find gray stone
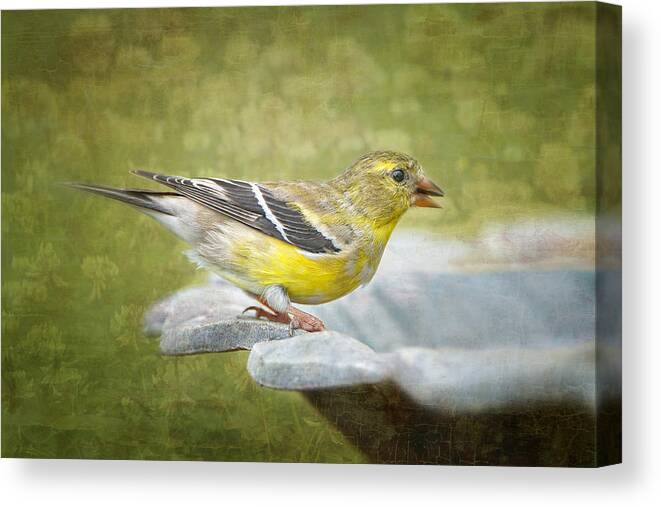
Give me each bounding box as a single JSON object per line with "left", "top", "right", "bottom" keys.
{"left": 144, "top": 268, "right": 612, "bottom": 408}
{"left": 146, "top": 279, "right": 307, "bottom": 355}
{"left": 247, "top": 332, "right": 389, "bottom": 389}
{"left": 144, "top": 230, "right": 619, "bottom": 409}
{"left": 160, "top": 317, "right": 303, "bottom": 355}
{"left": 144, "top": 283, "right": 254, "bottom": 337}
{"left": 386, "top": 343, "right": 595, "bottom": 411}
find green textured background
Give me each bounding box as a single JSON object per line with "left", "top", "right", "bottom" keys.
{"left": 3, "top": 3, "right": 604, "bottom": 462}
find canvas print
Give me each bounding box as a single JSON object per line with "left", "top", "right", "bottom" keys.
{"left": 1, "top": 2, "right": 621, "bottom": 466}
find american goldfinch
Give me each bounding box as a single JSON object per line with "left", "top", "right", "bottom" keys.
{"left": 69, "top": 151, "right": 444, "bottom": 332}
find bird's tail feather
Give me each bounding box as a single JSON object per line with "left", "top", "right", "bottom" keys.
{"left": 64, "top": 182, "right": 177, "bottom": 216}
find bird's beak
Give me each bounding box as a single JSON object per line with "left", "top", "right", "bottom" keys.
{"left": 412, "top": 176, "right": 444, "bottom": 208}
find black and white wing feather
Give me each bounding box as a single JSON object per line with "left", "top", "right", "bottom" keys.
{"left": 132, "top": 170, "right": 340, "bottom": 254}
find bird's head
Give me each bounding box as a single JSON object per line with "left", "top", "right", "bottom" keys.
{"left": 335, "top": 151, "right": 444, "bottom": 225}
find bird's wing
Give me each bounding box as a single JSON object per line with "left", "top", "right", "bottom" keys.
{"left": 132, "top": 170, "right": 341, "bottom": 254}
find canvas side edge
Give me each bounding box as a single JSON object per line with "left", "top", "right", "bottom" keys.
{"left": 595, "top": 0, "right": 622, "bottom": 468}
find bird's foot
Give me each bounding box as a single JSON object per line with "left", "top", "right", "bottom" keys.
{"left": 242, "top": 305, "right": 325, "bottom": 334}
{"left": 287, "top": 306, "right": 326, "bottom": 333}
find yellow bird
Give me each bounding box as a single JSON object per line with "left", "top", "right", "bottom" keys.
{"left": 69, "top": 151, "right": 444, "bottom": 332}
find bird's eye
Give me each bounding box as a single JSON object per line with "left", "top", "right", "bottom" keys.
{"left": 391, "top": 168, "right": 406, "bottom": 183}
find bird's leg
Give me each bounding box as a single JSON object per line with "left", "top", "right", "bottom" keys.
{"left": 242, "top": 296, "right": 326, "bottom": 333}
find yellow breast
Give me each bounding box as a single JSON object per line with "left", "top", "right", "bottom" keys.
{"left": 222, "top": 220, "right": 397, "bottom": 305}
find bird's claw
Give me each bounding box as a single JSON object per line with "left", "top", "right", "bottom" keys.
{"left": 242, "top": 305, "right": 277, "bottom": 321}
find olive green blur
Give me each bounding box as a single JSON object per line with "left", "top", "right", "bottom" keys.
{"left": 2, "top": 3, "right": 612, "bottom": 461}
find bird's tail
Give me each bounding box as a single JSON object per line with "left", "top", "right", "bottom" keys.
{"left": 64, "top": 182, "right": 177, "bottom": 216}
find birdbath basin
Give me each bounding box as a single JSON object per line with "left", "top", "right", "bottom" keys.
{"left": 144, "top": 225, "right": 621, "bottom": 466}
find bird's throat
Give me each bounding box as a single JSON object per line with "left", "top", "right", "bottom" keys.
{"left": 373, "top": 220, "right": 398, "bottom": 247}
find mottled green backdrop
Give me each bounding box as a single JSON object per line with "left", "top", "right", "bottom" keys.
{"left": 3, "top": 3, "right": 602, "bottom": 461}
